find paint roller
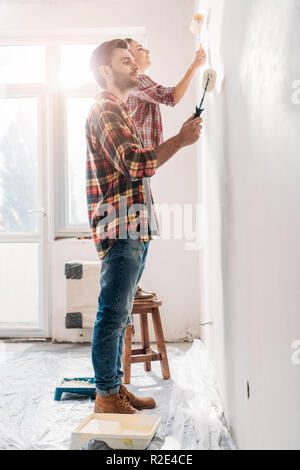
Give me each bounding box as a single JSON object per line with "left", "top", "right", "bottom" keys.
{"left": 190, "top": 13, "right": 204, "bottom": 49}
{"left": 193, "top": 68, "right": 217, "bottom": 119}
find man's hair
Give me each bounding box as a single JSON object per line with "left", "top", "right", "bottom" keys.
{"left": 89, "top": 39, "right": 128, "bottom": 89}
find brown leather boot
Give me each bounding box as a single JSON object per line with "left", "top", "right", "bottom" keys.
{"left": 120, "top": 384, "right": 156, "bottom": 410}
{"left": 94, "top": 391, "right": 141, "bottom": 414}
{"left": 134, "top": 286, "right": 157, "bottom": 302}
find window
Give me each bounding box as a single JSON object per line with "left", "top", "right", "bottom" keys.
{"left": 0, "top": 45, "right": 45, "bottom": 83}
{"left": 0, "top": 97, "right": 39, "bottom": 233}
{"left": 54, "top": 34, "right": 146, "bottom": 236}
{"left": 60, "top": 44, "right": 96, "bottom": 87}
{"left": 54, "top": 43, "right": 99, "bottom": 235}
{"left": 66, "top": 97, "right": 95, "bottom": 225}
{"left": 0, "top": 30, "right": 147, "bottom": 238}
{"left": 59, "top": 44, "right": 98, "bottom": 228}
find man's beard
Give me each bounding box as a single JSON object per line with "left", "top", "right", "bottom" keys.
{"left": 111, "top": 69, "right": 138, "bottom": 91}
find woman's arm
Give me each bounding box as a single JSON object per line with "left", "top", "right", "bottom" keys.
{"left": 174, "top": 49, "right": 206, "bottom": 104}
{"left": 125, "top": 48, "right": 206, "bottom": 108}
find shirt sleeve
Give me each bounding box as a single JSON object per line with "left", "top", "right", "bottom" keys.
{"left": 95, "top": 108, "right": 157, "bottom": 181}
{"left": 129, "top": 74, "right": 176, "bottom": 107}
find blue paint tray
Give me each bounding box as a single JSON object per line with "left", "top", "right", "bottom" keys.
{"left": 54, "top": 377, "right": 95, "bottom": 401}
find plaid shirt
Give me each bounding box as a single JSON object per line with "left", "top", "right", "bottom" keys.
{"left": 125, "top": 74, "right": 176, "bottom": 148}
{"left": 86, "top": 91, "right": 159, "bottom": 260}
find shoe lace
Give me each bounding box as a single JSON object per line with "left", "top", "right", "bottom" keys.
{"left": 120, "top": 385, "right": 134, "bottom": 400}
{"left": 119, "top": 388, "right": 133, "bottom": 410}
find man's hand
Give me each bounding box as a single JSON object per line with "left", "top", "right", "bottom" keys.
{"left": 177, "top": 114, "right": 202, "bottom": 146}
{"left": 192, "top": 48, "right": 206, "bottom": 68}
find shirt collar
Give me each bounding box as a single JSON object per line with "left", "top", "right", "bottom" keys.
{"left": 98, "top": 91, "right": 126, "bottom": 108}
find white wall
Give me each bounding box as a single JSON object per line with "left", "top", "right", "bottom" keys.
{"left": 197, "top": 0, "right": 300, "bottom": 450}
{"left": 0, "top": 0, "right": 202, "bottom": 342}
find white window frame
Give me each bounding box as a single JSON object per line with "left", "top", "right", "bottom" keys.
{"left": 0, "top": 27, "right": 147, "bottom": 239}
{"left": 0, "top": 28, "right": 147, "bottom": 337}
{"left": 53, "top": 81, "right": 99, "bottom": 237}
{"left": 51, "top": 29, "right": 147, "bottom": 237}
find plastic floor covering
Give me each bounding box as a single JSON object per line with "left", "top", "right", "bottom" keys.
{"left": 0, "top": 339, "right": 234, "bottom": 450}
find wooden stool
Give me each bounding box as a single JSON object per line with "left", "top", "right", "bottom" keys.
{"left": 122, "top": 298, "right": 170, "bottom": 384}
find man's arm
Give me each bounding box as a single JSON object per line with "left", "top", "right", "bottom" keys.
{"left": 174, "top": 49, "right": 206, "bottom": 104}
{"left": 95, "top": 106, "right": 157, "bottom": 181}
{"left": 93, "top": 104, "right": 202, "bottom": 178}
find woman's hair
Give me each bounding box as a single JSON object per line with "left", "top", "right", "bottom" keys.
{"left": 124, "top": 38, "right": 134, "bottom": 47}
{"left": 89, "top": 38, "right": 128, "bottom": 88}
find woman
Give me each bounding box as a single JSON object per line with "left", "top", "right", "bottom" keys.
{"left": 125, "top": 38, "right": 206, "bottom": 148}
{"left": 124, "top": 38, "right": 206, "bottom": 301}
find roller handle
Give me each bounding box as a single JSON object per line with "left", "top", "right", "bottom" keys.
{"left": 193, "top": 106, "right": 204, "bottom": 120}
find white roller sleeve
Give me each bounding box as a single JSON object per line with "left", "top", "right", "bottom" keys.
{"left": 203, "top": 69, "right": 217, "bottom": 92}
{"left": 190, "top": 14, "right": 204, "bottom": 34}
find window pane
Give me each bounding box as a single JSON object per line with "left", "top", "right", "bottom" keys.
{"left": 0, "top": 243, "right": 39, "bottom": 324}
{"left": 0, "top": 46, "right": 45, "bottom": 83}
{"left": 60, "top": 45, "right": 98, "bottom": 87}
{"left": 0, "top": 98, "right": 39, "bottom": 233}
{"left": 67, "top": 97, "right": 94, "bottom": 225}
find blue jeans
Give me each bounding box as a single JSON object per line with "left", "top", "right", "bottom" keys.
{"left": 92, "top": 238, "right": 150, "bottom": 396}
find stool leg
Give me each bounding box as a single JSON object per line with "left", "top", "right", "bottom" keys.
{"left": 140, "top": 313, "right": 151, "bottom": 371}
{"left": 122, "top": 324, "right": 132, "bottom": 384}
{"left": 152, "top": 307, "right": 170, "bottom": 379}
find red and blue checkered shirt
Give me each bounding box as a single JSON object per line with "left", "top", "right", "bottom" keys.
{"left": 125, "top": 74, "right": 176, "bottom": 148}
{"left": 86, "top": 91, "right": 159, "bottom": 260}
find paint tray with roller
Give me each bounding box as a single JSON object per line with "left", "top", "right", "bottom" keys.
{"left": 54, "top": 377, "right": 95, "bottom": 401}
{"left": 193, "top": 68, "right": 217, "bottom": 119}
{"left": 70, "top": 413, "right": 162, "bottom": 450}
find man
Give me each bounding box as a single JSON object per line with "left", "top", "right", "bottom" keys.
{"left": 86, "top": 39, "right": 202, "bottom": 414}
{"left": 96, "top": 40, "right": 205, "bottom": 301}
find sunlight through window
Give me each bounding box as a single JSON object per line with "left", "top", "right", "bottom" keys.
{"left": 0, "top": 45, "right": 45, "bottom": 83}
{"left": 60, "top": 44, "right": 97, "bottom": 87}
